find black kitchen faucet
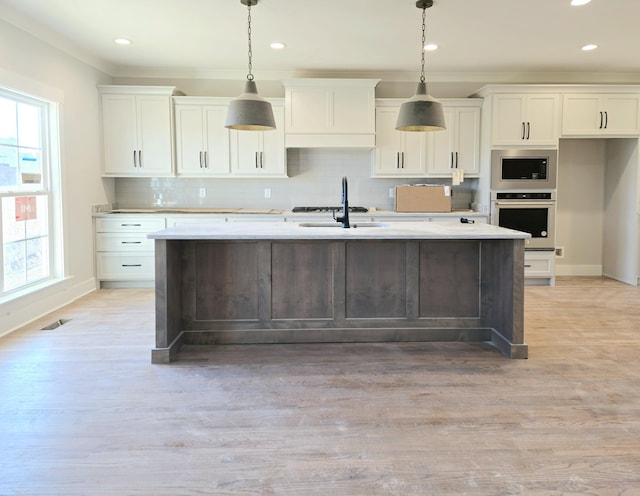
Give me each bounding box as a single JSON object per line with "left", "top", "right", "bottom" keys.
{"left": 334, "top": 176, "right": 350, "bottom": 228}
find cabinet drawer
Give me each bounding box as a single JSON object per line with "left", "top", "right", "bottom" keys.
{"left": 96, "top": 217, "right": 165, "bottom": 232}
{"left": 97, "top": 254, "right": 155, "bottom": 280}
{"left": 524, "top": 252, "right": 554, "bottom": 277}
{"left": 96, "top": 233, "right": 154, "bottom": 252}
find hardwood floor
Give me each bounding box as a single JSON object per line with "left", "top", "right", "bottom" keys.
{"left": 1, "top": 277, "right": 639, "bottom": 495}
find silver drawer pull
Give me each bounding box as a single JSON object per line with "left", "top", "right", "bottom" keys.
{"left": 120, "top": 223, "right": 142, "bottom": 227}
{"left": 121, "top": 241, "right": 142, "bottom": 244}
{"left": 524, "top": 264, "right": 532, "bottom": 268}
{"left": 122, "top": 264, "right": 143, "bottom": 267}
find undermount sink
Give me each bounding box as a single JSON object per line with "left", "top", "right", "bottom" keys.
{"left": 298, "top": 222, "right": 389, "bottom": 228}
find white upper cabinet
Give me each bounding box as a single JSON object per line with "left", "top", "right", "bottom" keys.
{"left": 374, "top": 103, "right": 428, "bottom": 177}
{"left": 283, "top": 79, "right": 379, "bottom": 148}
{"left": 230, "top": 102, "right": 287, "bottom": 177}
{"left": 491, "top": 93, "right": 560, "bottom": 147}
{"left": 174, "top": 97, "right": 230, "bottom": 176}
{"left": 427, "top": 100, "right": 481, "bottom": 177}
{"left": 99, "top": 86, "right": 178, "bottom": 176}
{"left": 562, "top": 94, "right": 640, "bottom": 136}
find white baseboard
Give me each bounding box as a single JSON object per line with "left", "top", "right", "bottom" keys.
{"left": 0, "top": 277, "right": 97, "bottom": 338}
{"left": 555, "top": 265, "right": 603, "bottom": 277}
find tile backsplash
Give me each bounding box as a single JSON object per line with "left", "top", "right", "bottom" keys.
{"left": 114, "top": 149, "right": 476, "bottom": 211}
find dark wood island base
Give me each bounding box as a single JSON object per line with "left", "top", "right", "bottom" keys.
{"left": 151, "top": 236, "right": 527, "bottom": 363}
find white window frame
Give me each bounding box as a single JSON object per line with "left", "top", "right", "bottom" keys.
{"left": 0, "top": 79, "right": 63, "bottom": 301}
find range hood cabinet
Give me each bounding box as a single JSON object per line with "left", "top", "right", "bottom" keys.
{"left": 283, "top": 78, "right": 380, "bottom": 148}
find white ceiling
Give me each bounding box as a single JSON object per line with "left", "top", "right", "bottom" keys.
{"left": 2, "top": 0, "right": 640, "bottom": 83}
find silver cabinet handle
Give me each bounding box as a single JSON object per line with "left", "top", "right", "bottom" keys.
{"left": 120, "top": 223, "right": 142, "bottom": 227}
{"left": 204, "top": 151, "right": 208, "bottom": 168}
{"left": 599, "top": 111, "right": 604, "bottom": 129}
{"left": 450, "top": 152, "right": 454, "bottom": 169}
{"left": 255, "top": 152, "right": 259, "bottom": 169}
{"left": 526, "top": 122, "right": 531, "bottom": 140}
{"left": 521, "top": 122, "right": 526, "bottom": 140}
{"left": 604, "top": 111, "right": 608, "bottom": 129}
{"left": 455, "top": 151, "right": 459, "bottom": 168}
{"left": 122, "top": 264, "right": 142, "bottom": 267}
{"left": 138, "top": 150, "right": 142, "bottom": 168}
{"left": 121, "top": 241, "right": 142, "bottom": 244}
{"left": 199, "top": 151, "right": 203, "bottom": 168}
{"left": 133, "top": 150, "right": 137, "bottom": 167}
{"left": 396, "top": 152, "right": 400, "bottom": 169}
{"left": 260, "top": 151, "right": 264, "bottom": 168}
{"left": 401, "top": 152, "right": 405, "bottom": 169}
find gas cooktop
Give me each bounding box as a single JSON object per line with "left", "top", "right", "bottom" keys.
{"left": 292, "top": 206, "right": 368, "bottom": 213}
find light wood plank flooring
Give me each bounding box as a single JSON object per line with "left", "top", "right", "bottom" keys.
{"left": 1, "top": 277, "right": 639, "bottom": 495}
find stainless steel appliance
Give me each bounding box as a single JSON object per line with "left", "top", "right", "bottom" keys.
{"left": 491, "top": 191, "right": 556, "bottom": 250}
{"left": 491, "top": 149, "right": 558, "bottom": 190}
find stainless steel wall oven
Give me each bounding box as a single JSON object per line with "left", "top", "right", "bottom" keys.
{"left": 491, "top": 192, "right": 556, "bottom": 250}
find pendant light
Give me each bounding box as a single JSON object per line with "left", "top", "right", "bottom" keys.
{"left": 396, "top": 0, "right": 446, "bottom": 132}
{"left": 225, "top": 0, "right": 276, "bottom": 131}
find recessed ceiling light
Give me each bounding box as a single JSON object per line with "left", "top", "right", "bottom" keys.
{"left": 581, "top": 44, "right": 598, "bottom": 51}
{"left": 571, "top": 0, "right": 591, "bottom": 5}
{"left": 113, "top": 38, "right": 132, "bottom": 45}
{"left": 270, "top": 42, "right": 286, "bottom": 50}
{"left": 424, "top": 44, "right": 438, "bottom": 51}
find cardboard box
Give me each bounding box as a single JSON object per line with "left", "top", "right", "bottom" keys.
{"left": 394, "top": 185, "right": 452, "bottom": 213}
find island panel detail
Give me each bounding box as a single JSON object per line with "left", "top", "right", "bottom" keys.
{"left": 151, "top": 225, "right": 527, "bottom": 363}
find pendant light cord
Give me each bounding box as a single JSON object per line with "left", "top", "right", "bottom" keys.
{"left": 420, "top": 6, "right": 426, "bottom": 83}
{"left": 247, "top": 3, "right": 254, "bottom": 81}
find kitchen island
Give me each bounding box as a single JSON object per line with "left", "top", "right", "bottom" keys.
{"left": 149, "top": 221, "right": 529, "bottom": 363}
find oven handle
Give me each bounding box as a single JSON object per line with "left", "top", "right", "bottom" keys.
{"left": 494, "top": 201, "right": 555, "bottom": 207}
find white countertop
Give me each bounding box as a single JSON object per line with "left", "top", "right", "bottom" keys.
{"left": 148, "top": 221, "right": 529, "bottom": 240}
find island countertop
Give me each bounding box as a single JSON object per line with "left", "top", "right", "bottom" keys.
{"left": 148, "top": 220, "right": 530, "bottom": 241}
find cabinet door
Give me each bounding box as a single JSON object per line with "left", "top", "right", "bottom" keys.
{"left": 601, "top": 95, "right": 640, "bottom": 135}
{"left": 428, "top": 107, "right": 480, "bottom": 176}
{"left": 492, "top": 94, "right": 559, "bottom": 146}
{"left": 175, "top": 105, "right": 205, "bottom": 174}
{"left": 102, "top": 94, "right": 137, "bottom": 174}
{"left": 136, "top": 95, "right": 174, "bottom": 175}
{"left": 230, "top": 106, "right": 286, "bottom": 176}
{"left": 203, "top": 106, "right": 231, "bottom": 174}
{"left": 259, "top": 106, "right": 286, "bottom": 176}
{"left": 455, "top": 107, "right": 481, "bottom": 174}
{"left": 563, "top": 94, "right": 640, "bottom": 136}
{"left": 429, "top": 108, "right": 455, "bottom": 176}
{"left": 562, "top": 95, "right": 603, "bottom": 135}
{"left": 525, "top": 95, "right": 560, "bottom": 145}
{"left": 491, "top": 95, "right": 526, "bottom": 145}
{"left": 374, "top": 106, "right": 426, "bottom": 176}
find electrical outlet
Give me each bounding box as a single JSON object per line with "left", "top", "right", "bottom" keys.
{"left": 555, "top": 247, "right": 564, "bottom": 258}
{"left": 264, "top": 188, "right": 271, "bottom": 199}
{"left": 389, "top": 187, "right": 395, "bottom": 198}
{"left": 199, "top": 188, "right": 206, "bottom": 198}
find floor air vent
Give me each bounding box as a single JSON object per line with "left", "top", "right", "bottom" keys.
{"left": 41, "top": 319, "right": 70, "bottom": 330}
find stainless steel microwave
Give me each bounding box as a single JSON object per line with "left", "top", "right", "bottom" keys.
{"left": 491, "top": 149, "right": 557, "bottom": 190}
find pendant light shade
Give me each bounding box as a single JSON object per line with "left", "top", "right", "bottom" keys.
{"left": 396, "top": 0, "right": 446, "bottom": 132}
{"left": 225, "top": 80, "right": 276, "bottom": 131}
{"left": 225, "top": 0, "right": 276, "bottom": 131}
{"left": 396, "top": 81, "right": 446, "bottom": 131}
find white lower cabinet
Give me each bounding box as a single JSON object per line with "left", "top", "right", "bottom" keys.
{"left": 95, "top": 216, "right": 166, "bottom": 284}
{"left": 524, "top": 251, "right": 555, "bottom": 284}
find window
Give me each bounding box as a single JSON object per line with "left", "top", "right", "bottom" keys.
{"left": 0, "top": 88, "right": 61, "bottom": 296}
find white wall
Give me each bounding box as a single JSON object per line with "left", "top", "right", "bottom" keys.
{"left": 556, "top": 139, "right": 606, "bottom": 275}
{"left": 556, "top": 138, "right": 640, "bottom": 284}
{"left": 602, "top": 139, "right": 639, "bottom": 284}
{"left": 0, "top": 18, "right": 113, "bottom": 336}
